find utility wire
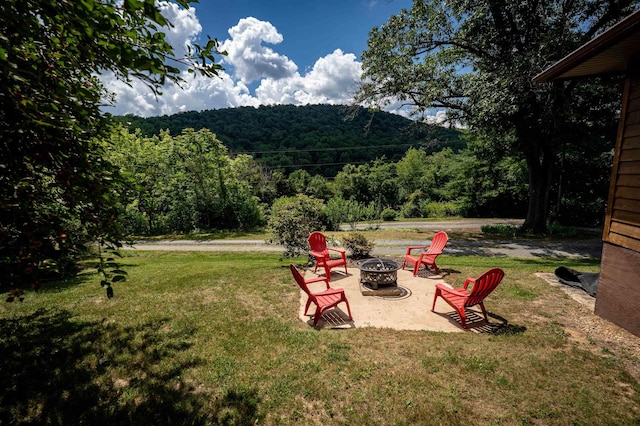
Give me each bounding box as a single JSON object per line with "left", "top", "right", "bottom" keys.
{"left": 230, "top": 142, "right": 419, "bottom": 155}
{"left": 276, "top": 161, "right": 373, "bottom": 168}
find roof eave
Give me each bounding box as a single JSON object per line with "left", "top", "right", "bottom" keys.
{"left": 533, "top": 9, "right": 640, "bottom": 83}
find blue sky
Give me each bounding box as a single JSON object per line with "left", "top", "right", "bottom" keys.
{"left": 198, "top": 0, "right": 412, "bottom": 72}
{"left": 101, "top": 0, "right": 414, "bottom": 117}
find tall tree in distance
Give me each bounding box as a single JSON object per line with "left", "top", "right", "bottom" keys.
{"left": 356, "top": 0, "right": 636, "bottom": 233}
{"left": 0, "top": 0, "right": 224, "bottom": 296}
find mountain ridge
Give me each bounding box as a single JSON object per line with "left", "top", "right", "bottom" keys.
{"left": 115, "top": 104, "right": 464, "bottom": 177}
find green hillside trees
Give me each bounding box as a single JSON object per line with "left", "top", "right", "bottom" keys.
{"left": 357, "top": 0, "right": 630, "bottom": 233}
{"left": 0, "top": 0, "right": 223, "bottom": 292}
{"left": 108, "top": 127, "right": 264, "bottom": 234}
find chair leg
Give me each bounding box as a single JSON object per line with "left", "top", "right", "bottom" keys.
{"left": 479, "top": 303, "right": 488, "bottom": 322}
{"left": 324, "top": 265, "right": 331, "bottom": 280}
{"left": 431, "top": 289, "right": 440, "bottom": 312}
{"left": 313, "top": 306, "right": 325, "bottom": 325}
{"left": 304, "top": 298, "right": 313, "bottom": 316}
{"left": 343, "top": 297, "right": 353, "bottom": 321}
{"left": 458, "top": 308, "right": 467, "bottom": 329}
{"left": 413, "top": 262, "right": 420, "bottom": 276}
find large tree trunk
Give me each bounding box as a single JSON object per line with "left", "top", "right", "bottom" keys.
{"left": 522, "top": 143, "right": 555, "bottom": 234}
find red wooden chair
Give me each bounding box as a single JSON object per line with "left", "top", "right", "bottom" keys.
{"left": 402, "top": 231, "right": 448, "bottom": 276}
{"left": 431, "top": 268, "right": 505, "bottom": 329}
{"left": 289, "top": 264, "right": 353, "bottom": 326}
{"left": 308, "top": 231, "right": 348, "bottom": 280}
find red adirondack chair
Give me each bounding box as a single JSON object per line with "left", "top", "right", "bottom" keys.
{"left": 289, "top": 264, "right": 353, "bottom": 326}
{"left": 402, "top": 231, "right": 448, "bottom": 276}
{"left": 308, "top": 231, "right": 348, "bottom": 280}
{"left": 431, "top": 268, "right": 505, "bottom": 329}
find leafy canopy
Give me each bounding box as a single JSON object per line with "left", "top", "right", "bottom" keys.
{"left": 0, "top": 0, "right": 224, "bottom": 295}
{"left": 356, "top": 0, "right": 635, "bottom": 232}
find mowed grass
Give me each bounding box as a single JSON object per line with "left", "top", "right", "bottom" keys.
{"left": 1, "top": 250, "right": 638, "bottom": 425}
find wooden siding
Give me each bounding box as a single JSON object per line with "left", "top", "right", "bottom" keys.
{"left": 595, "top": 243, "right": 640, "bottom": 337}
{"left": 603, "top": 76, "right": 640, "bottom": 252}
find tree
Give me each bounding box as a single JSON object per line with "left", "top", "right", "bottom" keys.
{"left": 107, "top": 127, "right": 174, "bottom": 234}
{"left": 107, "top": 127, "right": 264, "bottom": 234}
{"left": 356, "top": 0, "right": 633, "bottom": 233}
{"left": 268, "top": 195, "right": 329, "bottom": 258}
{"left": 0, "top": 0, "right": 224, "bottom": 295}
{"left": 171, "top": 129, "right": 263, "bottom": 231}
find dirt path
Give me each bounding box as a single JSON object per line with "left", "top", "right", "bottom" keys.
{"left": 126, "top": 219, "right": 602, "bottom": 259}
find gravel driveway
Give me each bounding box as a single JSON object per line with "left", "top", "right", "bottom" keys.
{"left": 126, "top": 219, "right": 603, "bottom": 259}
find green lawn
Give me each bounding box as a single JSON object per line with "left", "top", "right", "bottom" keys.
{"left": 1, "top": 250, "right": 638, "bottom": 425}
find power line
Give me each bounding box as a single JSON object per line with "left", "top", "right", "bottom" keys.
{"left": 230, "top": 142, "right": 419, "bottom": 156}
{"left": 276, "top": 161, "right": 373, "bottom": 169}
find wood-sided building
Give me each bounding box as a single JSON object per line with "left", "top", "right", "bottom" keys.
{"left": 534, "top": 10, "right": 640, "bottom": 337}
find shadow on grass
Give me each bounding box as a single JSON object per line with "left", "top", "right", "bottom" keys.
{"left": 438, "top": 309, "right": 528, "bottom": 335}
{"left": 447, "top": 238, "right": 603, "bottom": 259}
{"left": 0, "top": 309, "right": 263, "bottom": 425}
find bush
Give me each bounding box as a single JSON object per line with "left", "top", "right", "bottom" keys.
{"left": 325, "top": 198, "right": 377, "bottom": 229}
{"left": 381, "top": 208, "right": 398, "bottom": 221}
{"left": 481, "top": 224, "right": 519, "bottom": 237}
{"left": 547, "top": 223, "right": 578, "bottom": 237}
{"left": 341, "top": 232, "right": 374, "bottom": 259}
{"left": 423, "top": 201, "right": 462, "bottom": 218}
{"left": 401, "top": 190, "right": 426, "bottom": 218}
{"left": 268, "top": 195, "right": 327, "bottom": 258}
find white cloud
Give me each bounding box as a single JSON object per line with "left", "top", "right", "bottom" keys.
{"left": 101, "top": 14, "right": 362, "bottom": 117}
{"left": 296, "top": 49, "right": 362, "bottom": 103}
{"left": 255, "top": 49, "right": 362, "bottom": 105}
{"left": 425, "top": 110, "right": 449, "bottom": 125}
{"left": 158, "top": 2, "right": 202, "bottom": 63}
{"left": 220, "top": 17, "right": 298, "bottom": 83}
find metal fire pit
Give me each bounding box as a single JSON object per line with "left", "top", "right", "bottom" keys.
{"left": 358, "top": 258, "right": 400, "bottom": 290}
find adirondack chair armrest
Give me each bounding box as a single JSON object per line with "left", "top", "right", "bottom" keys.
{"left": 316, "top": 287, "right": 345, "bottom": 296}
{"left": 421, "top": 248, "right": 443, "bottom": 257}
{"left": 463, "top": 277, "right": 477, "bottom": 290}
{"left": 327, "top": 247, "right": 346, "bottom": 256}
{"left": 435, "top": 283, "right": 469, "bottom": 298}
{"left": 310, "top": 250, "right": 327, "bottom": 259}
{"left": 305, "top": 276, "right": 329, "bottom": 284}
{"left": 406, "top": 245, "right": 428, "bottom": 255}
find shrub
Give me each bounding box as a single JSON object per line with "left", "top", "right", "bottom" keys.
{"left": 401, "top": 190, "right": 426, "bottom": 218}
{"left": 423, "top": 201, "right": 462, "bottom": 218}
{"left": 268, "top": 195, "right": 327, "bottom": 258}
{"left": 481, "top": 224, "right": 519, "bottom": 237}
{"left": 547, "top": 223, "right": 578, "bottom": 237}
{"left": 341, "top": 232, "right": 374, "bottom": 259}
{"left": 325, "top": 198, "right": 377, "bottom": 229}
{"left": 381, "top": 208, "right": 398, "bottom": 221}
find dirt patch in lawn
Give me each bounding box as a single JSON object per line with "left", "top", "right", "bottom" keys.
{"left": 536, "top": 272, "right": 640, "bottom": 381}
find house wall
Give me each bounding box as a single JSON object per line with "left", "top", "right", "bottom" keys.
{"left": 598, "top": 71, "right": 640, "bottom": 337}
{"left": 595, "top": 243, "right": 640, "bottom": 336}
{"left": 603, "top": 75, "right": 640, "bottom": 251}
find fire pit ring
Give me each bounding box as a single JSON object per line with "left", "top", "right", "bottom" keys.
{"left": 358, "top": 258, "right": 401, "bottom": 290}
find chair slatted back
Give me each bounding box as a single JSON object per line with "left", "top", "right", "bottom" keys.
{"left": 427, "top": 231, "right": 448, "bottom": 254}
{"left": 290, "top": 264, "right": 311, "bottom": 296}
{"left": 466, "top": 268, "right": 505, "bottom": 307}
{"left": 308, "top": 231, "right": 328, "bottom": 255}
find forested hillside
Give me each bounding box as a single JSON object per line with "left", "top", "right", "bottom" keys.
{"left": 115, "top": 104, "right": 464, "bottom": 176}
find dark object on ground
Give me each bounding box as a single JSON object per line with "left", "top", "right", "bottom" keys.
{"left": 554, "top": 266, "right": 599, "bottom": 297}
